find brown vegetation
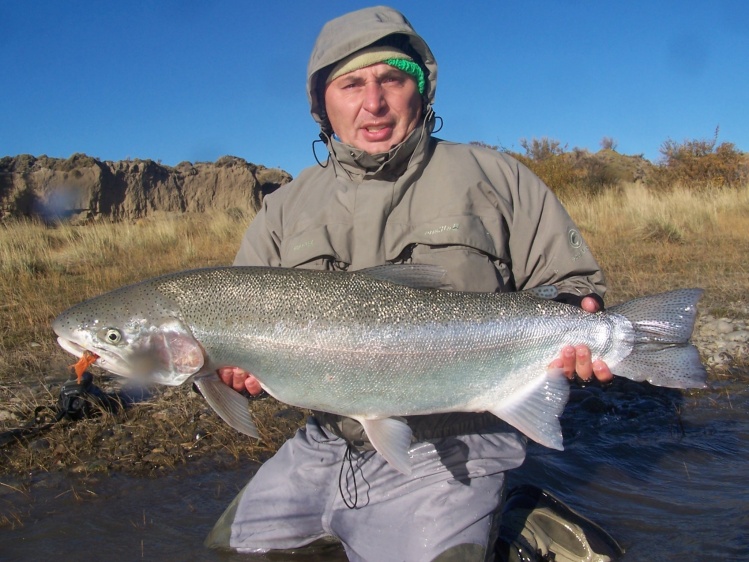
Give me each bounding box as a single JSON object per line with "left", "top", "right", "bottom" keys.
{"left": 650, "top": 128, "right": 748, "bottom": 190}
{"left": 472, "top": 131, "right": 748, "bottom": 200}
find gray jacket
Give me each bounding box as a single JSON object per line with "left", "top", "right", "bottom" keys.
{"left": 234, "top": 6, "right": 606, "bottom": 444}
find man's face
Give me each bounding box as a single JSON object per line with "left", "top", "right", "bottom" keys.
{"left": 324, "top": 63, "right": 423, "bottom": 154}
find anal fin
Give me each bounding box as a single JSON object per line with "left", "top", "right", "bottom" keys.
{"left": 193, "top": 374, "right": 259, "bottom": 439}
{"left": 489, "top": 369, "right": 569, "bottom": 450}
{"left": 359, "top": 417, "right": 414, "bottom": 475}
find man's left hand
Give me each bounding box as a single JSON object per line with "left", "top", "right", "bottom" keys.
{"left": 548, "top": 296, "right": 614, "bottom": 383}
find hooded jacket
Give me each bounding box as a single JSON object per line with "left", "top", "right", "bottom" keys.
{"left": 234, "top": 6, "right": 606, "bottom": 444}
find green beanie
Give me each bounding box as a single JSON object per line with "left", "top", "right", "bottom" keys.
{"left": 326, "top": 45, "right": 426, "bottom": 95}
{"left": 385, "top": 58, "right": 425, "bottom": 95}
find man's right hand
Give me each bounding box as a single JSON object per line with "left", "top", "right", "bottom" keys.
{"left": 217, "top": 366, "right": 263, "bottom": 395}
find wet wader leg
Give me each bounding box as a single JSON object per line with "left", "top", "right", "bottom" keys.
{"left": 204, "top": 479, "right": 248, "bottom": 550}
{"left": 330, "top": 431, "right": 525, "bottom": 562}
{"left": 205, "top": 476, "right": 345, "bottom": 558}
{"left": 431, "top": 543, "right": 491, "bottom": 562}
{"left": 205, "top": 418, "right": 349, "bottom": 554}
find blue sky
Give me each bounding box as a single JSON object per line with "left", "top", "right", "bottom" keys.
{"left": 1, "top": 1, "right": 747, "bottom": 177}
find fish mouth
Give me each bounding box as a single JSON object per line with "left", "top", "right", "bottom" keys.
{"left": 55, "top": 336, "right": 194, "bottom": 387}
{"left": 56, "top": 336, "right": 134, "bottom": 379}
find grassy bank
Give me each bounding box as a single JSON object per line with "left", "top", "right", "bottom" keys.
{"left": 1, "top": 184, "right": 748, "bottom": 482}
{"left": 563, "top": 182, "right": 749, "bottom": 310}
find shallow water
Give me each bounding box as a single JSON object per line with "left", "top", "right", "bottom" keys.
{"left": 509, "top": 371, "right": 749, "bottom": 561}
{"left": 1, "top": 370, "right": 747, "bottom": 562}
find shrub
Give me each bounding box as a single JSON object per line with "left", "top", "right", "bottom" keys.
{"left": 471, "top": 138, "right": 622, "bottom": 199}
{"left": 650, "top": 128, "right": 748, "bottom": 190}
{"left": 600, "top": 137, "right": 618, "bottom": 151}
{"left": 519, "top": 137, "right": 566, "bottom": 161}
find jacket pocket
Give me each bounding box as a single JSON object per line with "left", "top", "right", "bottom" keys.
{"left": 386, "top": 215, "right": 511, "bottom": 292}
{"left": 280, "top": 224, "right": 352, "bottom": 270}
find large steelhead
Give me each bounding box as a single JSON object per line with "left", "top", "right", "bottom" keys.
{"left": 53, "top": 265, "right": 707, "bottom": 474}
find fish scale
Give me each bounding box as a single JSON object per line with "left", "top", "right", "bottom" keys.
{"left": 53, "top": 264, "right": 707, "bottom": 474}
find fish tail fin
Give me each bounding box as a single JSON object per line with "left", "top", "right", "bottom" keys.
{"left": 490, "top": 369, "right": 569, "bottom": 450}
{"left": 610, "top": 289, "right": 707, "bottom": 389}
{"left": 193, "top": 374, "right": 260, "bottom": 438}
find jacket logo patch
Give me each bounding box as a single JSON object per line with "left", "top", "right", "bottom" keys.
{"left": 568, "top": 228, "right": 583, "bottom": 248}
{"left": 568, "top": 228, "right": 589, "bottom": 261}
{"left": 424, "top": 223, "right": 460, "bottom": 236}
{"left": 291, "top": 240, "right": 314, "bottom": 253}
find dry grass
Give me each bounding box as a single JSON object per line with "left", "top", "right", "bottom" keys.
{"left": 563, "top": 182, "right": 749, "bottom": 309}
{"left": 0, "top": 210, "right": 250, "bottom": 378}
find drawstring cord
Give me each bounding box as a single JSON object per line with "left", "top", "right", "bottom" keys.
{"left": 312, "top": 132, "right": 331, "bottom": 168}
{"left": 338, "top": 443, "right": 359, "bottom": 509}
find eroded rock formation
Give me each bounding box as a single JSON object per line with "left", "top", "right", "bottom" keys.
{"left": 0, "top": 154, "right": 291, "bottom": 221}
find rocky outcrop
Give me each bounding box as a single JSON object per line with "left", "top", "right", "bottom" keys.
{"left": 694, "top": 307, "right": 749, "bottom": 368}
{"left": 0, "top": 154, "right": 291, "bottom": 221}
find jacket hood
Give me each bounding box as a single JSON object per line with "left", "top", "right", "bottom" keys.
{"left": 307, "top": 6, "right": 438, "bottom": 133}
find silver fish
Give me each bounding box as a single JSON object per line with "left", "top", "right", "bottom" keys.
{"left": 52, "top": 265, "right": 707, "bottom": 474}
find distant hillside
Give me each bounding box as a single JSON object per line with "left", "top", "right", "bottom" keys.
{"left": 0, "top": 154, "right": 291, "bottom": 221}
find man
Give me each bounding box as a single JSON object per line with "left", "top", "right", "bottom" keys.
{"left": 210, "top": 6, "right": 611, "bottom": 561}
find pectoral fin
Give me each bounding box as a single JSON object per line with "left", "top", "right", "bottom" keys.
{"left": 359, "top": 417, "right": 414, "bottom": 475}
{"left": 193, "top": 374, "right": 259, "bottom": 438}
{"left": 489, "top": 369, "right": 569, "bottom": 450}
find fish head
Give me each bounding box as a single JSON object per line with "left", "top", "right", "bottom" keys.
{"left": 52, "top": 281, "right": 205, "bottom": 386}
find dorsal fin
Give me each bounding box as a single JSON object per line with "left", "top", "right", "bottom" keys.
{"left": 359, "top": 264, "right": 449, "bottom": 289}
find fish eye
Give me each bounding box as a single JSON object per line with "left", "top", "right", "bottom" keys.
{"left": 104, "top": 328, "right": 122, "bottom": 344}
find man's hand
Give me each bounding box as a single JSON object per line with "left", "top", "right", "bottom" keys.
{"left": 217, "top": 366, "right": 264, "bottom": 395}
{"left": 548, "top": 295, "right": 614, "bottom": 383}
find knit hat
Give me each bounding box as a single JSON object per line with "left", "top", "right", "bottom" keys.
{"left": 325, "top": 45, "right": 426, "bottom": 95}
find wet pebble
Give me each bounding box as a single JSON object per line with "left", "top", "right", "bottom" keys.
{"left": 142, "top": 452, "right": 170, "bottom": 465}
{"left": 274, "top": 408, "right": 305, "bottom": 422}
{"left": 694, "top": 311, "right": 749, "bottom": 367}
{"left": 728, "top": 330, "right": 749, "bottom": 342}
{"left": 0, "top": 409, "right": 17, "bottom": 422}
{"left": 29, "top": 438, "right": 50, "bottom": 451}
{"left": 712, "top": 351, "right": 734, "bottom": 365}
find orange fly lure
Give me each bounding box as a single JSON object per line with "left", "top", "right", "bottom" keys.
{"left": 71, "top": 350, "right": 99, "bottom": 383}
